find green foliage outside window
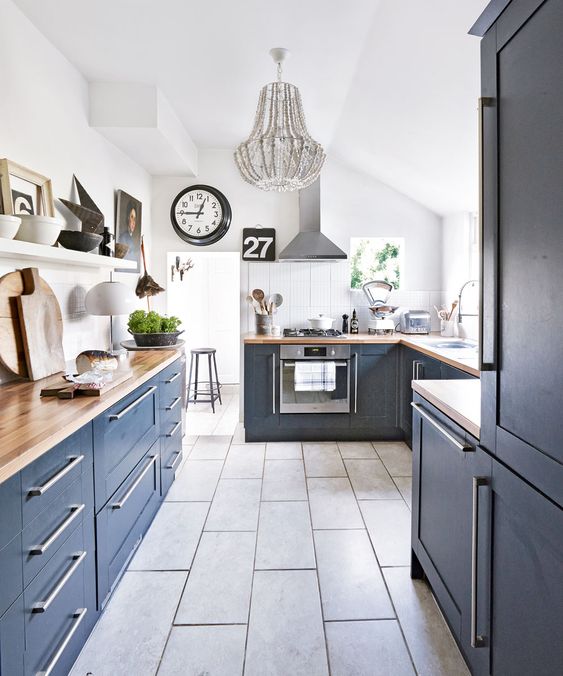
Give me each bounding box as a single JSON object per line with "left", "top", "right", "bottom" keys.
{"left": 350, "top": 238, "right": 403, "bottom": 290}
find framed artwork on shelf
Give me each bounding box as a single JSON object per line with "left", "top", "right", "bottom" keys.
{"left": 0, "top": 159, "right": 55, "bottom": 217}
{"left": 115, "top": 189, "right": 142, "bottom": 273}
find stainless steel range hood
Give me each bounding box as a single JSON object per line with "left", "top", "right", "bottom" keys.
{"left": 278, "top": 180, "right": 347, "bottom": 261}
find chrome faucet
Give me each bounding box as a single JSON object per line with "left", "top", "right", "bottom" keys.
{"left": 458, "top": 279, "right": 479, "bottom": 323}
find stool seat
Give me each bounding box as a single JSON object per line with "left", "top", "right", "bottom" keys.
{"left": 186, "top": 347, "right": 222, "bottom": 413}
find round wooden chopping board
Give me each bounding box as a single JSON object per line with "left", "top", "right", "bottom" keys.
{"left": 0, "top": 270, "right": 62, "bottom": 378}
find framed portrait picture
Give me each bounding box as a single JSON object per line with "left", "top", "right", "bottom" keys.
{"left": 0, "top": 159, "right": 55, "bottom": 216}
{"left": 115, "top": 190, "right": 142, "bottom": 273}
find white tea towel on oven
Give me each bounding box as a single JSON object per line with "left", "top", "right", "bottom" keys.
{"left": 294, "top": 361, "right": 336, "bottom": 392}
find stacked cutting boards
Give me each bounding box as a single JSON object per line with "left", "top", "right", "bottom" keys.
{"left": 0, "top": 267, "right": 66, "bottom": 381}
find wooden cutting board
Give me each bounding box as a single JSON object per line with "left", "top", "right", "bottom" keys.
{"left": 0, "top": 270, "right": 58, "bottom": 378}
{"left": 40, "top": 369, "right": 133, "bottom": 399}
{"left": 16, "top": 268, "right": 65, "bottom": 381}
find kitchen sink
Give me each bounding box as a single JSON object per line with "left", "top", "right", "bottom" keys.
{"left": 426, "top": 340, "right": 477, "bottom": 350}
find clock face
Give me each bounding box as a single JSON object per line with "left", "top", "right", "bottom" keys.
{"left": 170, "top": 184, "right": 232, "bottom": 246}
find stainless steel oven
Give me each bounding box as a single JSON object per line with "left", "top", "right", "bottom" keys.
{"left": 279, "top": 344, "right": 351, "bottom": 414}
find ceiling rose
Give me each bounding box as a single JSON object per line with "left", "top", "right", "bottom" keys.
{"left": 234, "top": 48, "right": 326, "bottom": 192}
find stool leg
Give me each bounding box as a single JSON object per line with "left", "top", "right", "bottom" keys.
{"left": 213, "top": 353, "right": 222, "bottom": 405}
{"left": 194, "top": 354, "right": 199, "bottom": 401}
{"left": 186, "top": 352, "right": 194, "bottom": 409}
{"left": 208, "top": 353, "right": 215, "bottom": 413}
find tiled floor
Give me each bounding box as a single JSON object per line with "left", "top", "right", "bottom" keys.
{"left": 70, "top": 437, "right": 470, "bottom": 676}
{"left": 185, "top": 383, "right": 240, "bottom": 436}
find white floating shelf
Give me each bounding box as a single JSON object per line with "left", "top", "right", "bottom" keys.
{"left": 0, "top": 238, "right": 137, "bottom": 270}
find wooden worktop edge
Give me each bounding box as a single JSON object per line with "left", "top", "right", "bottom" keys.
{"left": 412, "top": 380, "right": 481, "bottom": 439}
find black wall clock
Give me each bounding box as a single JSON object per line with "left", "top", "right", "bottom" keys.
{"left": 170, "top": 184, "right": 232, "bottom": 246}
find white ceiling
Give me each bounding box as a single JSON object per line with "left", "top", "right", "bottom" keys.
{"left": 13, "top": 0, "right": 487, "bottom": 214}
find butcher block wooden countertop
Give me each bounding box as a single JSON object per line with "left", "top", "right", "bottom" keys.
{"left": 243, "top": 332, "right": 480, "bottom": 377}
{"left": 412, "top": 379, "right": 481, "bottom": 438}
{"left": 0, "top": 349, "right": 182, "bottom": 484}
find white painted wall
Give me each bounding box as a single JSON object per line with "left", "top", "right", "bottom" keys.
{"left": 0, "top": 0, "right": 151, "bottom": 383}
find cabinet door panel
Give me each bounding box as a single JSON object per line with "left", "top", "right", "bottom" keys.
{"left": 244, "top": 345, "right": 279, "bottom": 439}
{"left": 490, "top": 457, "right": 563, "bottom": 676}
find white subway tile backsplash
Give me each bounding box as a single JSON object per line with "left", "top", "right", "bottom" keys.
{"left": 310, "top": 283, "right": 330, "bottom": 307}
{"left": 310, "top": 264, "right": 331, "bottom": 285}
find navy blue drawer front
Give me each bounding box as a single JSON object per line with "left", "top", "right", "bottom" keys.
{"left": 94, "top": 378, "right": 159, "bottom": 511}
{"left": 0, "top": 474, "right": 23, "bottom": 618}
{"left": 161, "top": 390, "right": 183, "bottom": 427}
{"left": 96, "top": 444, "right": 161, "bottom": 608}
{"left": 0, "top": 595, "right": 25, "bottom": 676}
{"left": 161, "top": 448, "right": 182, "bottom": 497}
{"left": 160, "top": 358, "right": 184, "bottom": 401}
{"left": 21, "top": 425, "right": 93, "bottom": 527}
{"left": 22, "top": 476, "right": 88, "bottom": 587}
{"left": 24, "top": 519, "right": 89, "bottom": 676}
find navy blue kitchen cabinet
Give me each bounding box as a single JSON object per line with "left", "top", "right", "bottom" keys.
{"left": 159, "top": 359, "right": 185, "bottom": 495}
{"left": 351, "top": 344, "right": 400, "bottom": 438}
{"left": 244, "top": 344, "right": 280, "bottom": 441}
{"left": 400, "top": 347, "right": 441, "bottom": 447}
{"left": 475, "top": 0, "right": 563, "bottom": 508}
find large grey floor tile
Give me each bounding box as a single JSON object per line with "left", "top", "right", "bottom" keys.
{"left": 337, "top": 441, "right": 378, "bottom": 459}
{"left": 245, "top": 570, "right": 329, "bottom": 676}
{"left": 205, "top": 478, "right": 261, "bottom": 530}
{"left": 129, "top": 502, "right": 208, "bottom": 570}
{"left": 314, "top": 530, "right": 394, "bottom": 620}
{"left": 394, "top": 476, "right": 412, "bottom": 509}
{"left": 175, "top": 531, "right": 255, "bottom": 624}
{"left": 70, "top": 571, "right": 186, "bottom": 676}
{"left": 345, "top": 458, "right": 401, "bottom": 499}
{"left": 189, "top": 435, "right": 232, "bottom": 459}
{"left": 360, "top": 500, "right": 412, "bottom": 566}
{"left": 384, "top": 568, "right": 470, "bottom": 676}
{"left": 255, "top": 501, "right": 315, "bottom": 570}
{"left": 165, "top": 459, "right": 223, "bottom": 501}
{"left": 265, "top": 441, "right": 302, "bottom": 459}
{"left": 303, "top": 443, "right": 347, "bottom": 477}
{"left": 183, "top": 434, "right": 199, "bottom": 446}
{"left": 374, "top": 441, "right": 413, "bottom": 476}
{"left": 157, "top": 625, "right": 246, "bottom": 676}
{"left": 261, "top": 459, "right": 307, "bottom": 501}
{"left": 221, "top": 444, "right": 265, "bottom": 479}
{"left": 307, "top": 478, "right": 364, "bottom": 529}
{"left": 325, "top": 620, "right": 415, "bottom": 676}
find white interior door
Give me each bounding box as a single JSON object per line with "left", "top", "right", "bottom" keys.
{"left": 167, "top": 252, "right": 240, "bottom": 383}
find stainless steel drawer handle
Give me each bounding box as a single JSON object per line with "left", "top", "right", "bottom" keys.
{"left": 165, "top": 396, "right": 181, "bottom": 411}
{"left": 471, "top": 476, "right": 488, "bottom": 648}
{"left": 167, "top": 451, "right": 182, "bottom": 471}
{"left": 166, "top": 421, "right": 182, "bottom": 438}
{"left": 111, "top": 455, "right": 157, "bottom": 510}
{"left": 411, "top": 403, "right": 473, "bottom": 452}
{"left": 354, "top": 353, "right": 359, "bottom": 414}
{"left": 32, "top": 551, "right": 87, "bottom": 613}
{"left": 165, "top": 372, "right": 180, "bottom": 384}
{"left": 282, "top": 361, "right": 348, "bottom": 368}
{"left": 272, "top": 353, "right": 276, "bottom": 415}
{"left": 28, "top": 455, "right": 85, "bottom": 497}
{"left": 30, "top": 504, "right": 86, "bottom": 556}
{"left": 108, "top": 385, "right": 157, "bottom": 421}
{"left": 36, "top": 607, "right": 87, "bottom": 676}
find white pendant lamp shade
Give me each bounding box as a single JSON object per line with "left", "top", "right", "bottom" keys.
{"left": 85, "top": 281, "right": 136, "bottom": 316}
{"left": 235, "top": 48, "right": 326, "bottom": 192}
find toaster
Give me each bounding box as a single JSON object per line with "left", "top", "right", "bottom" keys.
{"left": 400, "top": 310, "right": 431, "bottom": 334}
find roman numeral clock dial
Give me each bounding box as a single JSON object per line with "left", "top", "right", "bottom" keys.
{"left": 170, "top": 184, "right": 232, "bottom": 246}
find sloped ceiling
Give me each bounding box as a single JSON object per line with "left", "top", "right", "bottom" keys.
{"left": 12, "top": 0, "right": 488, "bottom": 214}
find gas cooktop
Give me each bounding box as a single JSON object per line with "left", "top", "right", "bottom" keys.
{"left": 283, "top": 328, "right": 344, "bottom": 338}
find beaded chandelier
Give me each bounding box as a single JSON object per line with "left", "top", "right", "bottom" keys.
{"left": 234, "top": 48, "right": 326, "bottom": 192}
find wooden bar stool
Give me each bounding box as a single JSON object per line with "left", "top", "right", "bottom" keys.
{"left": 186, "top": 348, "right": 222, "bottom": 413}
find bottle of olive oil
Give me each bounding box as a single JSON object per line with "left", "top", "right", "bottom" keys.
{"left": 350, "top": 309, "right": 359, "bottom": 334}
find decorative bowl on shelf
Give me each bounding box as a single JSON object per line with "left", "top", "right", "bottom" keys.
{"left": 128, "top": 329, "right": 184, "bottom": 347}
{"left": 114, "top": 242, "right": 129, "bottom": 259}
{"left": 57, "top": 230, "right": 103, "bottom": 252}
{"left": 0, "top": 215, "right": 21, "bottom": 239}
{"left": 14, "top": 215, "right": 63, "bottom": 246}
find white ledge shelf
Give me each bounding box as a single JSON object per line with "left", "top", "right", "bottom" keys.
{"left": 0, "top": 238, "right": 137, "bottom": 270}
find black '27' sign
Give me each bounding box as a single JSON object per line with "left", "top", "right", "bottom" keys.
{"left": 242, "top": 227, "right": 276, "bottom": 261}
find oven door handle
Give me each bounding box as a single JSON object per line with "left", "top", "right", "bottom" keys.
{"left": 282, "top": 361, "right": 348, "bottom": 368}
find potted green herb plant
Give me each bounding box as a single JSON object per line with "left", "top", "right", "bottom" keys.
{"left": 127, "top": 310, "right": 183, "bottom": 347}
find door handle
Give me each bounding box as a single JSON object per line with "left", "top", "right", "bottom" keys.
{"left": 111, "top": 455, "right": 157, "bottom": 509}
{"left": 353, "top": 353, "right": 359, "bottom": 414}
{"left": 167, "top": 451, "right": 183, "bottom": 471}
{"left": 28, "top": 455, "right": 84, "bottom": 497}
{"left": 165, "top": 396, "right": 181, "bottom": 411}
{"left": 411, "top": 403, "right": 473, "bottom": 452}
{"left": 30, "top": 504, "right": 86, "bottom": 555}
{"left": 36, "top": 608, "right": 87, "bottom": 676}
{"left": 471, "top": 476, "right": 489, "bottom": 648}
{"left": 32, "top": 551, "right": 87, "bottom": 613}
{"left": 109, "top": 386, "right": 157, "bottom": 421}
{"left": 272, "top": 353, "right": 276, "bottom": 415}
{"left": 478, "top": 96, "right": 495, "bottom": 371}
{"left": 166, "top": 421, "right": 182, "bottom": 437}
{"left": 165, "top": 372, "right": 180, "bottom": 383}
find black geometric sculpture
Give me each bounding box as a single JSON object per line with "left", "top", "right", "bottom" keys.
{"left": 59, "top": 175, "right": 104, "bottom": 234}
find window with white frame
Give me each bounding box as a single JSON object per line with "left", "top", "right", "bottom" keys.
{"left": 349, "top": 237, "right": 404, "bottom": 290}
